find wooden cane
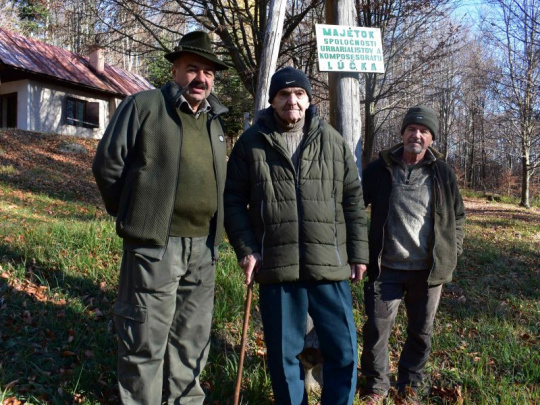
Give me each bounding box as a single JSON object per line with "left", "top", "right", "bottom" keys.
{"left": 233, "top": 281, "right": 254, "bottom": 405}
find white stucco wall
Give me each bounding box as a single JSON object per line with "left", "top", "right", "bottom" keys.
{"left": 1, "top": 79, "right": 121, "bottom": 139}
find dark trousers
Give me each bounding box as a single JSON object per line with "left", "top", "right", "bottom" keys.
{"left": 360, "top": 268, "right": 442, "bottom": 395}
{"left": 114, "top": 236, "right": 215, "bottom": 405}
{"left": 259, "top": 280, "right": 358, "bottom": 405}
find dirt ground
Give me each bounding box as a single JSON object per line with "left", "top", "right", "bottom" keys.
{"left": 462, "top": 196, "right": 540, "bottom": 224}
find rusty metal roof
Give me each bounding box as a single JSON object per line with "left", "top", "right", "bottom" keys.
{"left": 0, "top": 28, "right": 154, "bottom": 96}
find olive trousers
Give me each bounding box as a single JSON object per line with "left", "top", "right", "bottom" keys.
{"left": 114, "top": 236, "right": 215, "bottom": 405}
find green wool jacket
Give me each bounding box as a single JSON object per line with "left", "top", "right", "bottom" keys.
{"left": 362, "top": 144, "right": 466, "bottom": 285}
{"left": 224, "top": 107, "right": 369, "bottom": 285}
{"left": 92, "top": 82, "right": 228, "bottom": 252}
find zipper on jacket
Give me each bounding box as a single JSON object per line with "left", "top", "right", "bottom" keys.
{"left": 207, "top": 114, "right": 223, "bottom": 264}
{"left": 433, "top": 169, "right": 443, "bottom": 208}
{"left": 428, "top": 166, "right": 443, "bottom": 273}
{"left": 260, "top": 201, "right": 266, "bottom": 263}
{"left": 296, "top": 142, "right": 304, "bottom": 276}
{"left": 378, "top": 164, "right": 394, "bottom": 273}
{"left": 164, "top": 120, "right": 183, "bottom": 252}
{"left": 294, "top": 120, "right": 322, "bottom": 276}
{"left": 332, "top": 195, "right": 343, "bottom": 266}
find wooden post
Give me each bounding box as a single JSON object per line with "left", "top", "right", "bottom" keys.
{"left": 325, "top": 0, "right": 363, "bottom": 171}
{"left": 253, "top": 0, "right": 287, "bottom": 120}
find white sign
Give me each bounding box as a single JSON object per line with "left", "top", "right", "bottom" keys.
{"left": 315, "top": 24, "right": 385, "bottom": 73}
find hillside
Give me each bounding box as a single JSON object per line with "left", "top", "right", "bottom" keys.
{"left": 0, "top": 129, "right": 102, "bottom": 206}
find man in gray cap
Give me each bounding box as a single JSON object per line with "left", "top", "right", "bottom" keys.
{"left": 93, "top": 31, "right": 228, "bottom": 404}
{"left": 359, "top": 106, "right": 465, "bottom": 404}
{"left": 225, "top": 67, "right": 369, "bottom": 404}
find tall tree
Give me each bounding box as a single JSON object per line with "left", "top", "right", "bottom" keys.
{"left": 0, "top": 0, "right": 23, "bottom": 31}
{"left": 485, "top": 0, "right": 540, "bottom": 207}
{"left": 12, "top": 0, "right": 50, "bottom": 36}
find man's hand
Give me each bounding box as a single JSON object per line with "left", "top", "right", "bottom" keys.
{"left": 350, "top": 263, "right": 367, "bottom": 283}
{"left": 239, "top": 253, "right": 262, "bottom": 285}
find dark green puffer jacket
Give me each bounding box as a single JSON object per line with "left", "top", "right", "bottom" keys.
{"left": 224, "top": 107, "right": 369, "bottom": 285}
{"left": 92, "top": 82, "right": 228, "bottom": 249}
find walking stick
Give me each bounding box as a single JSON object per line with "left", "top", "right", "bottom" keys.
{"left": 233, "top": 281, "right": 254, "bottom": 405}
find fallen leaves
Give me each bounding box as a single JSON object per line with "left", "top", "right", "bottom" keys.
{"left": 431, "top": 385, "right": 464, "bottom": 404}
{"left": 2, "top": 398, "right": 22, "bottom": 405}
{"left": 8, "top": 277, "right": 49, "bottom": 302}
{"left": 0, "top": 129, "right": 101, "bottom": 205}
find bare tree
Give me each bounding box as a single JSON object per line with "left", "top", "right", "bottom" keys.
{"left": 0, "top": 0, "right": 22, "bottom": 31}
{"left": 484, "top": 0, "right": 540, "bottom": 207}
{"left": 454, "top": 40, "right": 494, "bottom": 190}
{"left": 356, "top": 0, "right": 462, "bottom": 165}
{"left": 81, "top": 0, "right": 323, "bottom": 97}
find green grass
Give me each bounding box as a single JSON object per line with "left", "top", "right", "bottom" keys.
{"left": 1, "top": 170, "right": 539, "bottom": 403}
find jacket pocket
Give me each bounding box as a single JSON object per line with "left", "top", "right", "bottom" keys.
{"left": 117, "top": 169, "right": 140, "bottom": 232}
{"left": 113, "top": 300, "right": 148, "bottom": 354}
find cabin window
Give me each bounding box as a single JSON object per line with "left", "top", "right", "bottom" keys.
{"left": 66, "top": 97, "right": 99, "bottom": 128}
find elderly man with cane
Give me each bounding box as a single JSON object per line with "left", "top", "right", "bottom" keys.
{"left": 225, "top": 67, "right": 369, "bottom": 405}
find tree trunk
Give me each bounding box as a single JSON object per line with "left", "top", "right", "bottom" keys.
{"left": 520, "top": 145, "right": 530, "bottom": 208}
{"left": 326, "top": 0, "right": 362, "bottom": 172}
{"left": 467, "top": 109, "right": 476, "bottom": 188}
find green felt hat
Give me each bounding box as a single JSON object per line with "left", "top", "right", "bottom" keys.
{"left": 164, "top": 31, "right": 229, "bottom": 71}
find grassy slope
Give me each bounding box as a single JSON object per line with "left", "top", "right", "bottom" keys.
{"left": 0, "top": 129, "right": 539, "bottom": 404}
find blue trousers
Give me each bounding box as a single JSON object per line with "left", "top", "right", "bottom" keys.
{"left": 259, "top": 280, "right": 358, "bottom": 405}
{"left": 360, "top": 268, "right": 442, "bottom": 395}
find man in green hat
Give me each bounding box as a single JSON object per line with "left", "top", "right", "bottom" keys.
{"left": 93, "top": 31, "right": 229, "bottom": 404}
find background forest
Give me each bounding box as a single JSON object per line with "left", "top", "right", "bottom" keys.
{"left": 1, "top": 0, "right": 539, "bottom": 207}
